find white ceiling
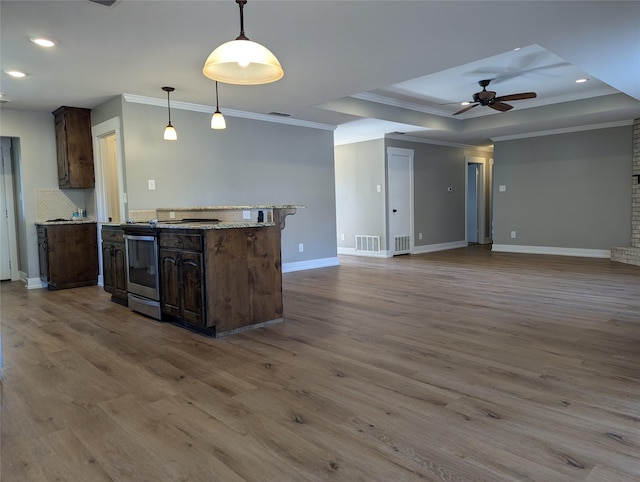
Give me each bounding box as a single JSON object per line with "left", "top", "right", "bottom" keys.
{"left": 1, "top": 1, "right": 639, "bottom": 146}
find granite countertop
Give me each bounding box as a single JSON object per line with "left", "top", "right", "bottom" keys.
{"left": 155, "top": 204, "right": 304, "bottom": 212}
{"left": 35, "top": 219, "right": 97, "bottom": 226}
{"left": 155, "top": 221, "right": 276, "bottom": 230}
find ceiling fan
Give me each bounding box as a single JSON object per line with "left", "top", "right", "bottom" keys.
{"left": 453, "top": 79, "right": 536, "bottom": 115}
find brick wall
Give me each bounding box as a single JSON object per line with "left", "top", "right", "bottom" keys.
{"left": 611, "top": 118, "right": 640, "bottom": 266}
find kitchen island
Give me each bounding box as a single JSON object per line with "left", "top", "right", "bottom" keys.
{"left": 120, "top": 205, "right": 300, "bottom": 337}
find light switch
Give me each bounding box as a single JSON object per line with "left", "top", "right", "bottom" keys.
{"left": 242, "top": 210, "right": 251, "bottom": 220}
{"left": 376, "top": 184, "right": 381, "bottom": 193}
{"left": 148, "top": 179, "right": 156, "bottom": 190}
{"left": 499, "top": 185, "right": 506, "bottom": 192}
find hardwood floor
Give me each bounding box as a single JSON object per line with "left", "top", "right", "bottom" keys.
{"left": 1, "top": 245, "right": 639, "bottom": 481}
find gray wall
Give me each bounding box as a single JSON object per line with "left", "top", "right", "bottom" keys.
{"left": 335, "top": 139, "right": 386, "bottom": 249}
{"left": 119, "top": 100, "right": 337, "bottom": 264}
{"left": 0, "top": 110, "right": 59, "bottom": 280}
{"left": 335, "top": 137, "right": 491, "bottom": 252}
{"left": 0, "top": 100, "right": 338, "bottom": 281}
{"left": 493, "top": 126, "right": 632, "bottom": 249}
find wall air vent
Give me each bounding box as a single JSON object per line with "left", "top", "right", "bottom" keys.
{"left": 355, "top": 235, "right": 380, "bottom": 253}
{"left": 395, "top": 235, "right": 410, "bottom": 253}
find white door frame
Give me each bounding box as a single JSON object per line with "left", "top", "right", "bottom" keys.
{"left": 387, "top": 147, "right": 414, "bottom": 256}
{"left": 0, "top": 139, "right": 19, "bottom": 281}
{"left": 92, "top": 117, "right": 126, "bottom": 223}
{"left": 92, "top": 117, "right": 126, "bottom": 286}
{"left": 465, "top": 156, "right": 488, "bottom": 244}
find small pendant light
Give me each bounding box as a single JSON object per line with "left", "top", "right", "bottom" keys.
{"left": 211, "top": 81, "right": 226, "bottom": 130}
{"left": 162, "top": 86, "right": 177, "bottom": 140}
{"left": 202, "top": 0, "right": 283, "bottom": 85}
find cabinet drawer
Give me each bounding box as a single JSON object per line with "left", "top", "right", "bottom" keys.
{"left": 159, "top": 231, "right": 203, "bottom": 251}
{"left": 101, "top": 227, "right": 124, "bottom": 243}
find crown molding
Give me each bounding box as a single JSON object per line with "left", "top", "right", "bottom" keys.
{"left": 122, "top": 94, "right": 335, "bottom": 131}
{"left": 385, "top": 133, "right": 494, "bottom": 152}
{"left": 491, "top": 119, "right": 633, "bottom": 142}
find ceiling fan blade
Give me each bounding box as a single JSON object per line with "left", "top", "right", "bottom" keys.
{"left": 453, "top": 104, "right": 479, "bottom": 116}
{"left": 489, "top": 101, "right": 513, "bottom": 112}
{"left": 495, "top": 92, "right": 537, "bottom": 102}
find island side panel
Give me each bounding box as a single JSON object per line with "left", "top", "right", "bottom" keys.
{"left": 205, "top": 226, "right": 283, "bottom": 335}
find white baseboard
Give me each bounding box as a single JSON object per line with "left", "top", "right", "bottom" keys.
{"left": 413, "top": 240, "right": 468, "bottom": 254}
{"left": 282, "top": 257, "right": 340, "bottom": 273}
{"left": 25, "top": 277, "right": 46, "bottom": 289}
{"left": 492, "top": 244, "right": 611, "bottom": 258}
{"left": 337, "top": 247, "right": 392, "bottom": 258}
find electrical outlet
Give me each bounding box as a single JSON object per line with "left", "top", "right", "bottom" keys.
{"left": 242, "top": 210, "right": 251, "bottom": 220}
{"left": 419, "top": 232, "right": 423, "bottom": 240}
{"left": 169, "top": 211, "right": 176, "bottom": 219}
{"left": 298, "top": 243, "right": 304, "bottom": 252}
{"left": 499, "top": 185, "right": 507, "bottom": 192}
{"left": 511, "top": 231, "right": 517, "bottom": 239}
{"left": 148, "top": 179, "right": 156, "bottom": 190}
{"left": 340, "top": 233, "right": 345, "bottom": 241}
{"left": 376, "top": 184, "right": 381, "bottom": 193}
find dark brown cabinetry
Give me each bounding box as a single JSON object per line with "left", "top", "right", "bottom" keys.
{"left": 101, "top": 225, "right": 128, "bottom": 305}
{"left": 159, "top": 231, "right": 205, "bottom": 326}
{"left": 158, "top": 226, "right": 283, "bottom": 336}
{"left": 52, "top": 106, "right": 95, "bottom": 189}
{"left": 37, "top": 223, "right": 99, "bottom": 290}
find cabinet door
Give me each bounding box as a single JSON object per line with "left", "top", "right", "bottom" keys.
{"left": 54, "top": 114, "right": 70, "bottom": 187}
{"left": 113, "top": 243, "right": 128, "bottom": 300}
{"left": 159, "top": 248, "right": 181, "bottom": 318}
{"left": 38, "top": 234, "right": 49, "bottom": 283}
{"left": 102, "top": 242, "right": 115, "bottom": 294}
{"left": 181, "top": 251, "right": 205, "bottom": 325}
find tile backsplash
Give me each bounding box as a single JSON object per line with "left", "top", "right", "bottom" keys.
{"left": 36, "top": 188, "right": 96, "bottom": 222}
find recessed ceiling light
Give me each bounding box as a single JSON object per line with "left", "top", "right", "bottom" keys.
{"left": 513, "top": 47, "right": 521, "bottom": 51}
{"left": 5, "top": 70, "right": 27, "bottom": 78}
{"left": 30, "top": 37, "right": 56, "bottom": 47}
{"left": 576, "top": 78, "right": 588, "bottom": 83}
{"left": 461, "top": 102, "right": 470, "bottom": 106}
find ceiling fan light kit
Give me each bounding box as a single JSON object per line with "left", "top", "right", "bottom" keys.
{"left": 453, "top": 79, "right": 536, "bottom": 116}
{"left": 202, "top": 0, "right": 284, "bottom": 85}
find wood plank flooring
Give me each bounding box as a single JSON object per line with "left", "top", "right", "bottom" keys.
{"left": 1, "top": 245, "right": 639, "bottom": 481}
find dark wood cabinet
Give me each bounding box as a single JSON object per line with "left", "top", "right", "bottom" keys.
{"left": 158, "top": 226, "right": 283, "bottom": 336}
{"left": 159, "top": 231, "right": 206, "bottom": 326}
{"left": 101, "top": 225, "right": 128, "bottom": 305}
{"left": 52, "top": 106, "right": 95, "bottom": 189}
{"left": 37, "top": 223, "right": 99, "bottom": 290}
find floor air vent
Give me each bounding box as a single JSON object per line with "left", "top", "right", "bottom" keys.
{"left": 395, "top": 235, "right": 410, "bottom": 253}
{"left": 355, "top": 235, "right": 380, "bottom": 253}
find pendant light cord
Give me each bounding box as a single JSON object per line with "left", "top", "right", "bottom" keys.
{"left": 166, "top": 89, "right": 172, "bottom": 124}
{"left": 215, "top": 81, "right": 220, "bottom": 110}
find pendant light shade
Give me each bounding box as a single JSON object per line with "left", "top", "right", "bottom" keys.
{"left": 162, "top": 86, "right": 177, "bottom": 140}
{"left": 211, "top": 82, "right": 226, "bottom": 129}
{"left": 202, "top": 0, "right": 283, "bottom": 85}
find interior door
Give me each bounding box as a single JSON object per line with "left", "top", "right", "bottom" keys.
{"left": 387, "top": 147, "right": 413, "bottom": 255}
{"left": 0, "top": 138, "right": 18, "bottom": 281}
{"left": 467, "top": 164, "right": 479, "bottom": 243}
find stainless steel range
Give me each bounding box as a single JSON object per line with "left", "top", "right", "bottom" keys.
{"left": 123, "top": 223, "right": 161, "bottom": 320}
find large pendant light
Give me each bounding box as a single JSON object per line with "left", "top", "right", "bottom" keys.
{"left": 202, "top": 0, "right": 283, "bottom": 85}
{"left": 211, "top": 81, "right": 226, "bottom": 130}
{"left": 162, "top": 86, "right": 177, "bottom": 140}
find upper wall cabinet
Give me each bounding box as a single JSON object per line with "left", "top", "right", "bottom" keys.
{"left": 52, "top": 106, "right": 95, "bottom": 189}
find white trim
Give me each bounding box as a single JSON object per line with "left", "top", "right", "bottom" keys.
{"left": 386, "top": 133, "right": 494, "bottom": 152}
{"left": 123, "top": 94, "right": 335, "bottom": 132}
{"left": 25, "top": 276, "right": 45, "bottom": 289}
{"left": 491, "top": 244, "right": 611, "bottom": 258}
{"left": 413, "top": 240, "right": 468, "bottom": 254}
{"left": 338, "top": 247, "right": 392, "bottom": 258}
{"left": 282, "top": 257, "right": 340, "bottom": 273}
{"left": 491, "top": 120, "right": 633, "bottom": 142}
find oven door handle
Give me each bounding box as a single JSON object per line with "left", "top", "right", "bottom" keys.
{"left": 124, "top": 234, "right": 157, "bottom": 242}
